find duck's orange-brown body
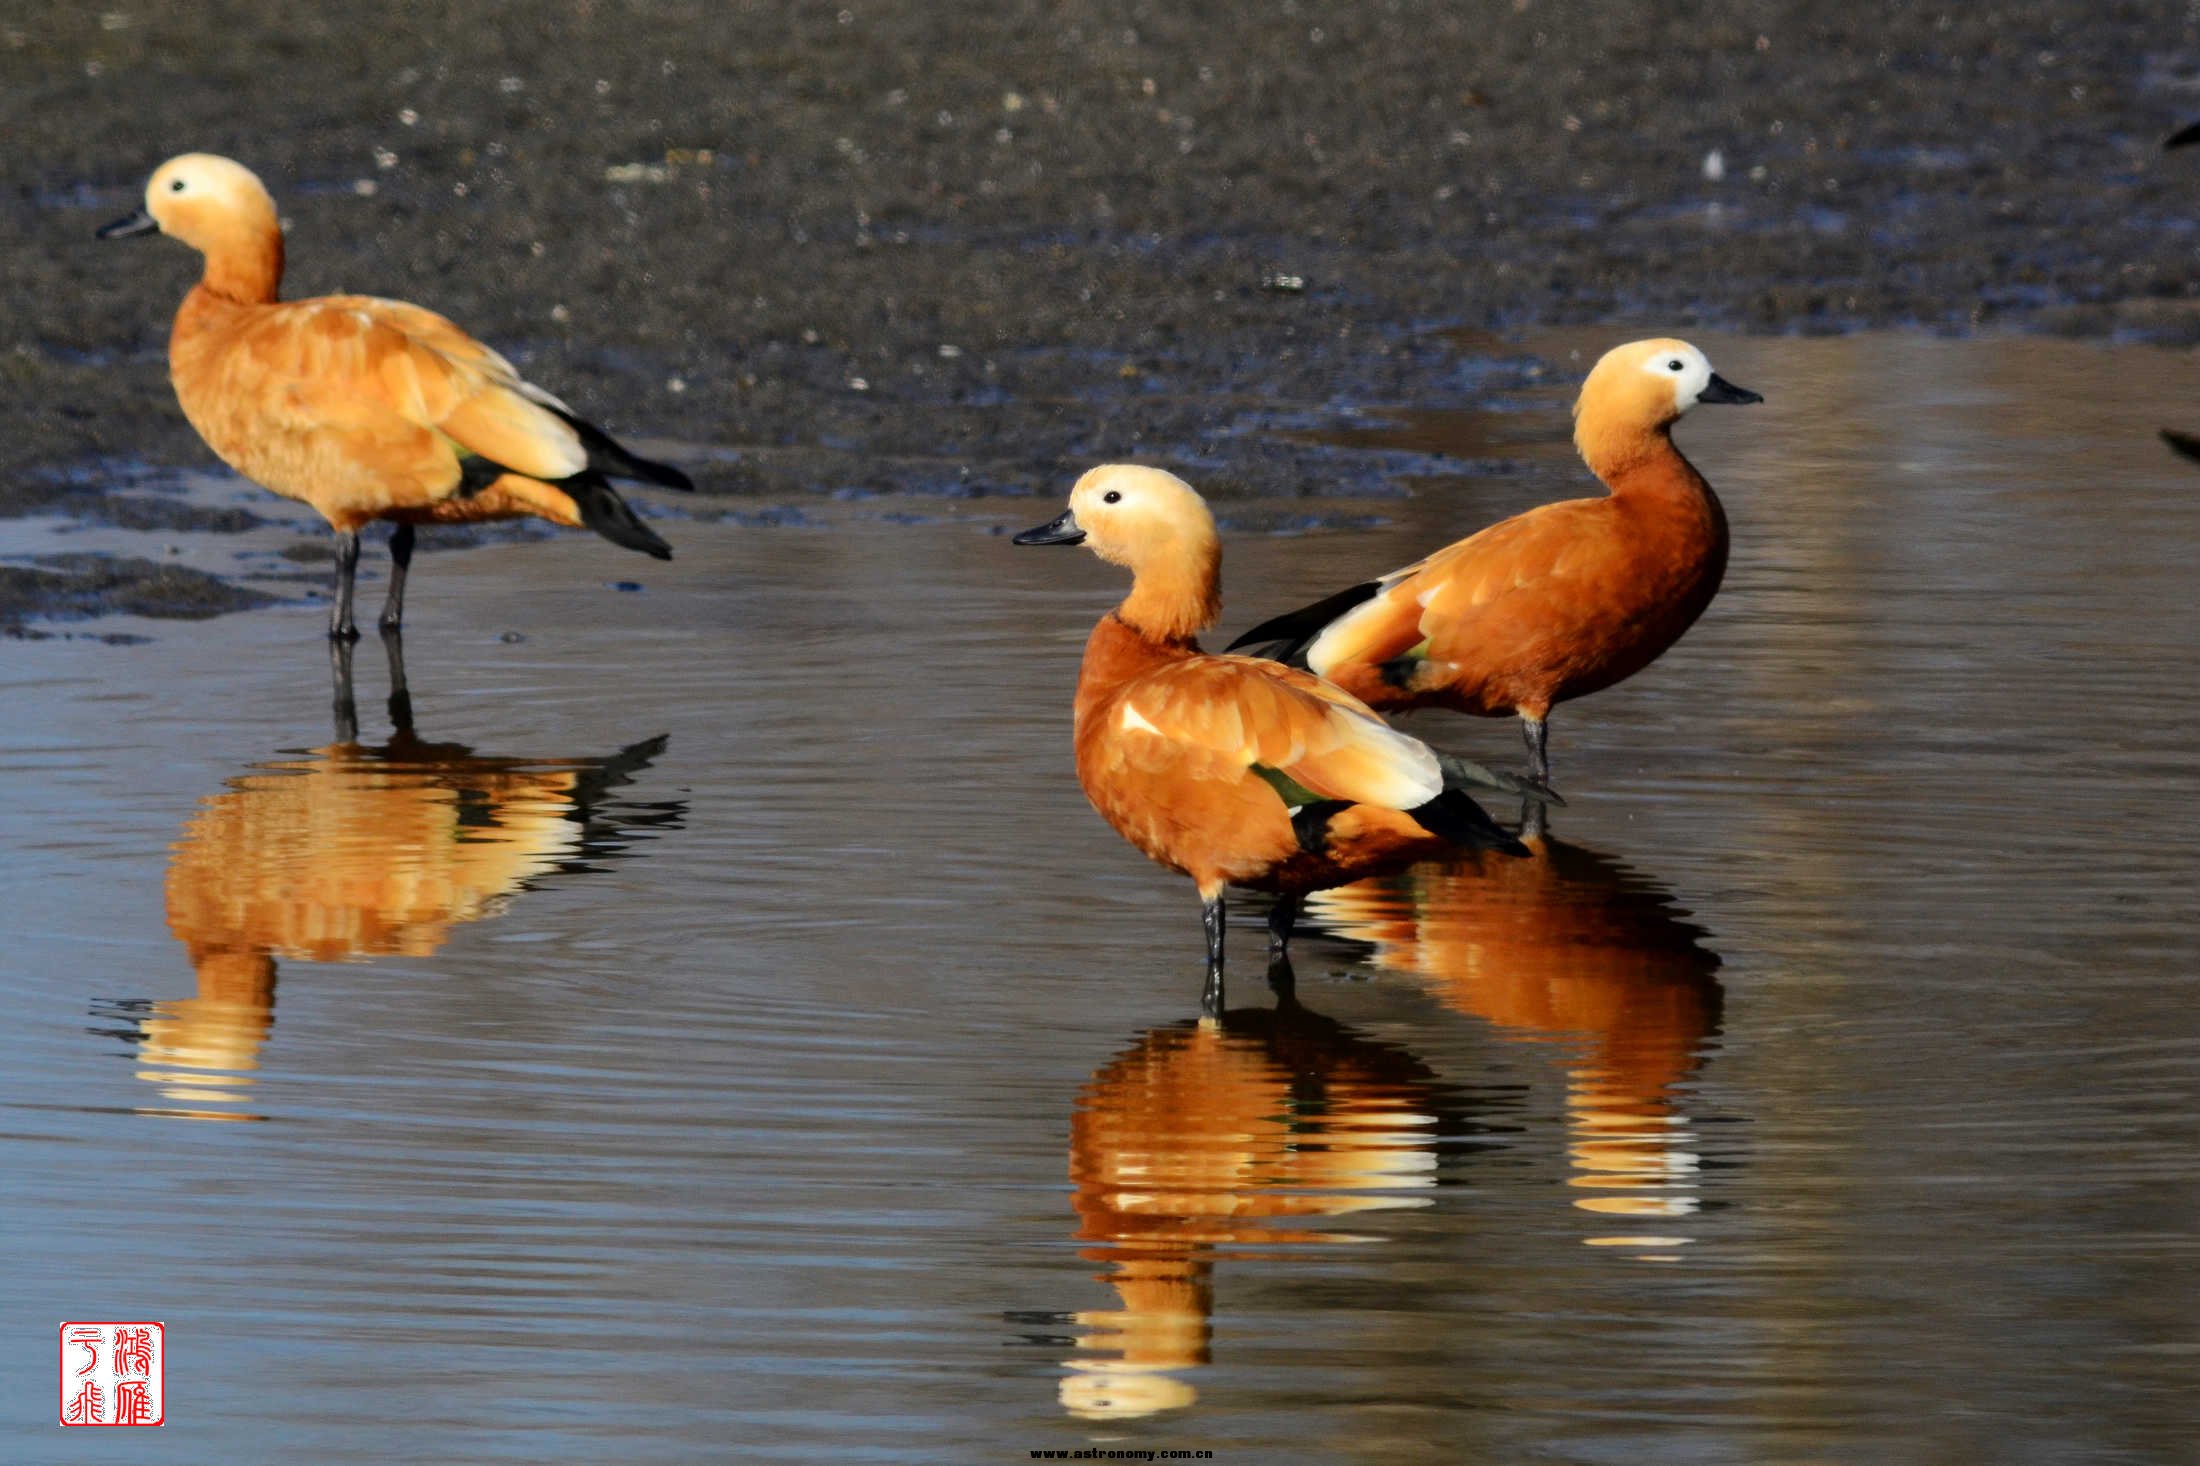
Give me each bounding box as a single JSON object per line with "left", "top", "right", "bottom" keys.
{"left": 170, "top": 284, "right": 601, "bottom": 535}
{"left": 1072, "top": 613, "right": 1460, "bottom": 901}
{"left": 1304, "top": 456, "right": 1727, "bottom": 722}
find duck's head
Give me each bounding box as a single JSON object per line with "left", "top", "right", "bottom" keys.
{"left": 1575, "top": 338, "right": 1759, "bottom": 437}
{"left": 98, "top": 154, "right": 280, "bottom": 256}
{"left": 1016, "top": 464, "right": 1216, "bottom": 567}
{"left": 1016, "top": 465, "right": 1222, "bottom": 637}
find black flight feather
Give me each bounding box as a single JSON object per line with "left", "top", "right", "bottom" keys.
{"left": 1224, "top": 579, "right": 1384, "bottom": 666}
{"left": 552, "top": 407, "right": 696, "bottom": 491}
{"left": 455, "top": 455, "right": 507, "bottom": 497}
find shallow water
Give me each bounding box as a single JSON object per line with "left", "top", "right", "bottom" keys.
{"left": 2, "top": 332, "right": 2196, "bottom": 1461}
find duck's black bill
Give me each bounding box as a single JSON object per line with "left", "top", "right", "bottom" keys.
{"left": 1013, "top": 509, "right": 1085, "bottom": 546}
{"left": 96, "top": 209, "right": 159, "bottom": 240}
{"left": 2166, "top": 121, "right": 2200, "bottom": 150}
{"left": 1699, "top": 373, "right": 1763, "bottom": 406}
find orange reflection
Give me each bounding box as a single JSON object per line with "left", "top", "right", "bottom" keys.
{"left": 126, "top": 636, "right": 677, "bottom": 1120}
{"left": 1060, "top": 991, "right": 1457, "bottom": 1419}
{"left": 1307, "top": 833, "right": 1722, "bottom": 1257}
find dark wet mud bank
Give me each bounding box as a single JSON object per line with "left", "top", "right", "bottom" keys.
{"left": 0, "top": 554, "right": 272, "bottom": 638}
{"left": 7, "top": 2, "right": 2200, "bottom": 625}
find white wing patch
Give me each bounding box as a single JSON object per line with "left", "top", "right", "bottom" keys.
{"left": 1119, "top": 702, "right": 1163, "bottom": 735}
{"left": 1328, "top": 709, "right": 1445, "bottom": 808}
{"left": 1304, "top": 590, "right": 1404, "bottom": 677}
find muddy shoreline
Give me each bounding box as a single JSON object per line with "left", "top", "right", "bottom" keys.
{"left": 6, "top": 2, "right": 2200, "bottom": 629}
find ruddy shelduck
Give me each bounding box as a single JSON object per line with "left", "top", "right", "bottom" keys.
{"left": 1229, "top": 339, "right": 1761, "bottom": 787}
{"left": 98, "top": 153, "right": 693, "bottom": 639}
{"left": 1015, "top": 464, "right": 1527, "bottom": 1010}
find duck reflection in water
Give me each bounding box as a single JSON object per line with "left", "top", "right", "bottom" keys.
{"left": 118, "top": 631, "right": 680, "bottom": 1120}
{"left": 1056, "top": 966, "right": 1475, "bottom": 1420}
{"left": 1308, "top": 830, "right": 1724, "bottom": 1258}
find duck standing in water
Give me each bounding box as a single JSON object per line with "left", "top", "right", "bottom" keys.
{"left": 1015, "top": 464, "right": 1529, "bottom": 1011}
{"left": 1229, "top": 339, "right": 1759, "bottom": 789}
{"left": 99, "top": 153, "right": 693, "bottom": 639}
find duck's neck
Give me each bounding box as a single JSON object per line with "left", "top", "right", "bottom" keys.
{"left": 1577, "top": 420, "right": 1716, "bottom": 507}
{"left": 1075, "top": 612, "right": 1194, "bottom": 731}
{"left": 195, "top": 226, "right": 284, "bottom": 306}
{"left": 1073, "top": 544, "right": 1220, "bottom": 728}
{"left": 1116, "top": 538, "right": 1221, "bottom": 645}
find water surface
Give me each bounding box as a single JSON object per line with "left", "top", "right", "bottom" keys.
{"left": 1, "top": 331, "right": 2195, "bottom": 1462}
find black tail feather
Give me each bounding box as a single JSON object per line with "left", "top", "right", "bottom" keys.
{"left": 556, "top": 408, "right": 696, "bottom": 492}
{"left": 1224, "top": 580, "right": 1383, "bottom": 665}
{"left": 1407, "top": 787, "right": 1529, "bottom": 857}
{"left": 570, "top": 474, "right": 673, "bottom": 560}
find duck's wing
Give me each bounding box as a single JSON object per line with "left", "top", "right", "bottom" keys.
{"left": 317, "top": 295, "right": 593, "bottom": 483}
{"left": 202, "top": 295, "right": 590, "bottom": 500}
{"left": 238, "top": 295, "right": 692, "bottom": 494}
{"left": 1391, "top": 501, "right": 1617, "bottom": 663}
{"left": 1106, "top": 655, "right": 1443, "bottom": 812}
{"left": 346, "top": 297, "right": 693, "bottom": 489}
{"left": 1268, "top": 502, "right": 1605, "bottom": 677}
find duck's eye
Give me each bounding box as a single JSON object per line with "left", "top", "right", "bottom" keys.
{"left": 1667, "top": 358, "right": 1683, "bottom": 371}
{"left": 1102, "top": 490, "right": 1121, "bottom": 504}
{"left": 169, "top": 178, "right": 187, "bottom": 192}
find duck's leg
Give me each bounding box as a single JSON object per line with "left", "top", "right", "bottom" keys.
{"left": 380, "top": 625, "right": 414, "bottom": 733}
{"left": 328, "top": 530, "right": 362, "bottom": 642}
{"left": 1520, "top": 793, "right": 1549, "bottom": 842}
{"left": 378, "top": 522, "right": 415, "bottom": 633}
{"left": 1266, "top": 893, "right": 1300, "bottom": 962}
{"left": 1200, "top": 891, "right": 1227, "bottom": 1017}
{"left": 329, "top": 636, "right": 360, "bottom": 744}
{"left": 1522, "top": 714, "right": 1551, "bottom": 786}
